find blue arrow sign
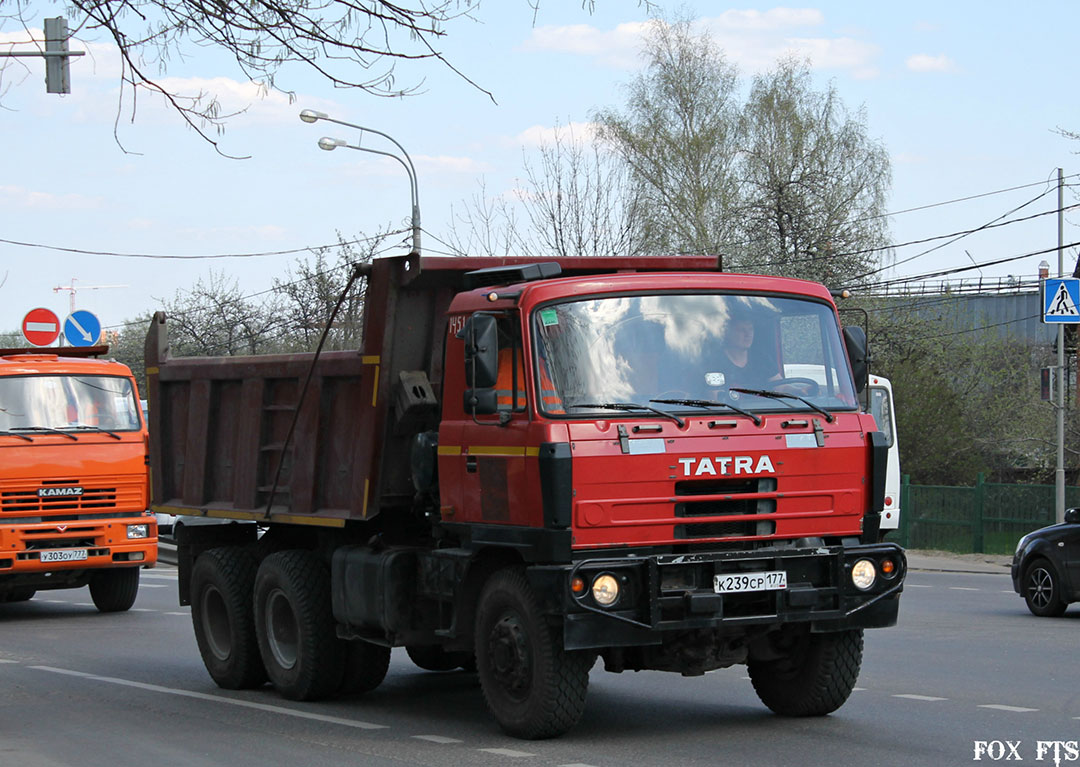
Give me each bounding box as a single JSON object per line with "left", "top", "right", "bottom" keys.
{"left": 63, "top": 310, "right": 102, "bottom": 347}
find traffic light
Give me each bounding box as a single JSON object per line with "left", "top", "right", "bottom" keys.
{"left": 1040, "top": 367, "right": 1054, "bottom": 401}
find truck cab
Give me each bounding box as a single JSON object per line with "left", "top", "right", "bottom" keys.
{"left": 0, "top": 347, "right": 156, "bottom": 611}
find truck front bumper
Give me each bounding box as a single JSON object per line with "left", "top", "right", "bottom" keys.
{"left": 528, "top": 543, "right": 905, "bottom": 651}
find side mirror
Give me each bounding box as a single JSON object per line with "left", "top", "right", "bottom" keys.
{"left": 1065, "top": 508, "right": 1080, "bottom": 524}
{"left": 843, "top": 326, "right": 868, "bottom": 393}
{"left": 461, "top": 313, "right": 499, "bottom": 389}
{"left": 463, "top": 388, "right": 500, "bottom": 416}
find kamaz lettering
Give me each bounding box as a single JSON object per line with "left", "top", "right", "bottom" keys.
{"left": 38, "top": 487, "right": 84, "bottom": 498}
{"left": 678, "top": 455, "right": 776, "bottom": 477}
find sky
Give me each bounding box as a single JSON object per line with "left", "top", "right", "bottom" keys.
{"left": 0, "top": 1, "right": 1078, "bottom": 340}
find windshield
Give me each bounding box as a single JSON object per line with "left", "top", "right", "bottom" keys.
{"left": 0, "top": 375, "right": 142, "bottom": 432}
{"left": 533, "top": 293, "right": 857, "bottom": 416}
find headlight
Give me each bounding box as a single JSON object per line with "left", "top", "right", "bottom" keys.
{"left": 126, "top": 524, "right": 149, "bottom": 539}
{"left": 591, "top": 574, "right": 620, "bottom": 607}
{"left": 851, "top": 559, "right": 876, "bottom": 590}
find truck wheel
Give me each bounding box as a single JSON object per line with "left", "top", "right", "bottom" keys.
{"left": 749, "top": 627, "right": 863, "bottom": 716}
{"left": 475, "top": 569, "right": 591, "bottom": 739}
{"left": 339, "top": 640, "right": 392, "bottom": 695}
{"left": 0, "top": 588, "right": 35, "bottom": 603}
{"left": 190, "top": 547, "right": 267, "bottom": 689}
{"left": 407, "top": 645, "right": 473, "bottom": 672}
{"left": 254, "top": 550, "right": 345, "bottom": 701}
{"left": 1023, "top": 558, "right": 1068, "bottom": 617}
{"left": 89, "top": 567, "right": 140, "bottom": 612}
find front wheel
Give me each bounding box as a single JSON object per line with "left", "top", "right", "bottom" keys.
{"left": 748, "top": 627, "right": 863, "bottom": 716}
{"left": 475, "top": 569, "right": 591, "bottom": 739}
{"left": 1023, "top": 558, "right": 1068, "bottom": 617}
{"left": 89, "top": 567, "right": 140, "bottom": 612}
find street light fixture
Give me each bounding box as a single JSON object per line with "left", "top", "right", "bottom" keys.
{"left": 299, "top": 109, "right": 421, "bottom": 256}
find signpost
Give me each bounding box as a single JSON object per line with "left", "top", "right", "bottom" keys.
{"left": 63, "top": 310, "right": 102, "bottom": 347}
{"left": 22, "top": 307, "right": 61, "bottom": 347}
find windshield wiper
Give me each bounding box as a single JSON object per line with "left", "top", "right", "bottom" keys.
{"left": 729, "top": 388, "right": 834, "bottom": 423}
{"left": 650, "top": 398, "right": 762, "bottom": 426}
{"left": 569, "top": 402, "right": 685, "bottom": 428}
{"left": 11, "top": 426, "right": 79, "bottom": 440}
{"left": 0, "top": 430, "right": 34, "bottom": 442}
{"left": 66, "top": 424, "right": 122, "bottom": 440}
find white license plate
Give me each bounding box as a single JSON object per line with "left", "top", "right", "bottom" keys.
{"left": 714, "top": 570, "right": 787, "bottom": 594}
{"left": 39, "top": 549, "right": 88, "bottom": 563}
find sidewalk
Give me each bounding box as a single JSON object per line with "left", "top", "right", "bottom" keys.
{"left": 904, "top": 549, "right": 1013, "bottom": 575}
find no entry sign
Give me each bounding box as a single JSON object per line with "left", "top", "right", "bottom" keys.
{"left": 22, "top": 307, "right": 61, "bottom": 347}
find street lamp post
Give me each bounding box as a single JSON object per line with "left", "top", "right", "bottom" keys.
{"left": 299, "top": 109, "right": 421, "bottom": 256}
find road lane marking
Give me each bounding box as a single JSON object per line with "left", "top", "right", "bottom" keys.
{"left": 979, "top": 704, "right": 1038, "bottom": 713}
{"left": 949, "top": 587, "right": 979, "bottom": 591}
{"left": 480, "top": 748, "right": 535, "bottom": 757}
{"left": 165, "top": 611, "right": 188, "bottom": 616}
{"left": 141, "top": 584, "right": 168, "bottom": 588}
{"left": 0, "top": 659, "right": 18, "bottom": 664}
{"left": 906, "top": 584, "right": 932, "bottom": 588}
{"left": 131, "top": 608, "right": 154, "bottom": 612}
{"left": 29, "top": 666, "right": 388, "bottom": 730}
{"left": 559, "top": 764, "right": 601, "bottom": 767}
{"left": 893, "top": 694, "right": 948, "bottom": 702}
{"left": 413, "top": 735, "right": 463, "bottom": 744}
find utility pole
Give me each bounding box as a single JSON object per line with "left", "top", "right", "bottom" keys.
{"left": 53, "top": 278, "right": 126, "bottom": 313}
{"left": 1056, "top": 168, "right": 1066, "bottom": 525}
{"left": 0, "top": 18, "right": 85, "bottom": 94}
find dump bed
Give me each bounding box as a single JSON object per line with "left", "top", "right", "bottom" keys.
{"left": 144, "top": 254, "right": 719, "bottom": 526}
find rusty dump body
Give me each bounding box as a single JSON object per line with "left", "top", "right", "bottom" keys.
{"left": 0, "top": 348, "right": 156, "bottom": 601}
{"left": 149, "top": 254, "right": 905, "bottom": 737}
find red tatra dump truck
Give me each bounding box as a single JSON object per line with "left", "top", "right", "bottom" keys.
{"left": 0, "top": 346, "right": 157, "bottom": 611}
{"left": 146, "top": 254, "right": 904, "bottom": 739}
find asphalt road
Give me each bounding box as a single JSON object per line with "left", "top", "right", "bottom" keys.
{"left": 1, "top": 565, "right": 1075, "bottom": 767}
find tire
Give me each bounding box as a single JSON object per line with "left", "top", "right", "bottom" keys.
{"left": 190, "top": 547, "right": 267, "bottom": 689}
{"left": 0, "top": 588, "right": 35, "bottom": 603}
{"left": 407, "top": 644, "right": 473, "bottom": 672}
{"left": 89, "top": 567, "right": 140, "bottom": 612}
{"left": 475, "top": 569, "right": 591, "bottom": 739}
{"left": 1023, "top": 558, "right": 1068, "bottom": 617}
{"left": 254, "top": 550, "right": 345, "bottom": 701}
{"left": 749, "top": 627, "right": 863, "bottom": 717}
{"left": 339, "top": 640, "right": 391, "bottom": 695}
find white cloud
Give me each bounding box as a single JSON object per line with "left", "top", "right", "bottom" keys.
{"left": 0, "top": 184, "right": 103, "bottom": 210}
{"left": 521, "top": 11, "right": 879, "bottom": 79}
{"left": 510, "top": 122, "right": 598, "bottom": 148}
{"left": 905, "top": 53, "right": 957, "bottom": 73}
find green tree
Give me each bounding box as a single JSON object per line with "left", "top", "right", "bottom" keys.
{"left": 592, "top": 18, "right": 742, "bottom": 256}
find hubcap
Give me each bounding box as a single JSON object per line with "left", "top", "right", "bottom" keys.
{"left": 201, "top": 585, "right": 231, "bottom": 662}
{"left": 266, "top": 587, "right": 299, "bottom": 670}
{"left": 1028, "top": 567, "right": 1053, "bottom": 608}
{"left": 487, "top": 613, "right": 531, "bottom": 700}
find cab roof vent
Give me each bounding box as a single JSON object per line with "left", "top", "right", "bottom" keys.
{"left": 462, "top": 262, "right": 562, "bottom": 290}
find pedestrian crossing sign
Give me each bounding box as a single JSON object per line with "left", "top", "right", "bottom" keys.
{"left": 1042, "top": 278, "right": 1080, "bottom": 324}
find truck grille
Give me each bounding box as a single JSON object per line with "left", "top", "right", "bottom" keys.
{"left": 1, "top": 479, "right": 143, "bottom": 515}
{"left": 675, "top": 520, "right": 775, "bottom": 539}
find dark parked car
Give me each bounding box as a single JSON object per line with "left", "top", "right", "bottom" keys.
{"left": 1012, "top": 508, "right": 1080, "bottom": 616}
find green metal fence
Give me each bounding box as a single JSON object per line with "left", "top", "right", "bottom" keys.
{"left": 895, "top": 474, "right": 1080, "bottom": 554}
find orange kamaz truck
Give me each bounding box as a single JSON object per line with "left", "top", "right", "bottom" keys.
{"left": 0, "top": 345, "right": 157, "bottom": 611}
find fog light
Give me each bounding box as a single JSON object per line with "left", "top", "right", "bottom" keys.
{"left": 851, "top": 559, "right": 876, "bottom": 590}
{"left": 126, "top": 524, "right": 149, "bottom": 539}
{"left": 591, "top": 574, "right": 620, "bottom": 607}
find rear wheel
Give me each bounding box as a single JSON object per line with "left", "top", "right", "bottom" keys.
{"left": 190, "top": 547, "right": 266, "bottom": 689}
{"left": 749, "top": 627, "right": 863, "bottom": 716}
{"left": 89, "top": 567, "right": 140, "bottom": 613}
{"left": 254, "top": 550, "right": 344, "bottom": 701}
{"left": 475, "top": 569, "right": 591, "bottom": 739}
{"left": 1023, "top": 558, "right": 1068, "bottom": 617}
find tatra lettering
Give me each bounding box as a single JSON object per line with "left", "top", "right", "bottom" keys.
{"left": 678, "top": 456, "right": 775, "bottom": 477}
